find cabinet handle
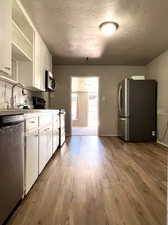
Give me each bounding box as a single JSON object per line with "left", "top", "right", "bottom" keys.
{"left": 4, "top": 67, "right": 11, "bottom": 71}
{"left": 44, "top": 128, "right": 50, "bottom": 132}
{"left": 30, "top": 121, "right": 35, "bottom": 123}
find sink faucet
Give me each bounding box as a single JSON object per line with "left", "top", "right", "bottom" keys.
{"left": 11, "top": 83, "right": 25, "bottom": 109}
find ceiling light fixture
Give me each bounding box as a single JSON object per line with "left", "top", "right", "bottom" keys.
{"left": 99, "top": 21, "right": 119, "bottom": 36}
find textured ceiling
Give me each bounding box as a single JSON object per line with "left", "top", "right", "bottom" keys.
{"left": 20, "top": 0, "right": 168, "bottom": 65}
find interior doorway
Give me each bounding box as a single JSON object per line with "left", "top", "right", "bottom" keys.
{"left": 71, "top": 77, "right": 99, "bottom": 136}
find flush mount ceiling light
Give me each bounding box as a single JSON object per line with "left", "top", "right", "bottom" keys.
{"left": 99, "top": 21, "right": 119, "bottom": 36}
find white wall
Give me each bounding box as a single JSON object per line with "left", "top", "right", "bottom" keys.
{"left": 50, "top": 65, "right": 146, "bottom": 136}
{"left": 72, "top": 77, "right": 98, "bottom": 92}
{"left": 146, "top": 50, "right": 168, "bottom": 146}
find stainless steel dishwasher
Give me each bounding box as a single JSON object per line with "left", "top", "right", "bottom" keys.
{"left": 0, "top": 114, "right": 24, "bottom": 225}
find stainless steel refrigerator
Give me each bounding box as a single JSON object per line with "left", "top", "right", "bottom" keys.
{"left": 118, "top": 79, "right": 157, "bottom": 142}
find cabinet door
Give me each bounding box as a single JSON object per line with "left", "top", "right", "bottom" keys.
{"left": 0, "top": 0, "right": 12, "bottom": 76}
{"left": 53, "top": 128, "right": 56, "bottom": 153}
{"left": 34, "top": 32, "right": 42, "bottom": 90}
{"left": 40, "top": 37, "right": 52, "bottom": 91}
{"left": 39, "top": 127, "right": 48, "bottom": 174}
{"left": 25, "top": 130, "right": 39, "bottom": 194}
{"left": 60, "top": 114, "right": 65, "bottom": 128}
{"left": 34, "top": 31, "right": 52, "bottom": 91}
{"left": 56, "top": 129, "right": 59, "bottom": 150}
{"left": 53, "top": 116, "right": 59, "bottom": 154}
{"left": 46, "top": 126, "right": 53, "bottom": 161}
{"left": 53, "top": 127, "right": 59, "bottom": 154}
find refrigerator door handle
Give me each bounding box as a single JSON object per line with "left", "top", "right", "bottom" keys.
{"left": 118, "top": 85, "right": 122, "bottom": 115}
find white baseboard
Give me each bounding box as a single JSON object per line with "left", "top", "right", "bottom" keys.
{"left": 68, "top": 133, "right": 118, "bottom": 137}
{"left": 99, "top": 134, "right": 118, "bottom": 137}
{"left": 157, "top": 140, "right": 168, "bottom": 148}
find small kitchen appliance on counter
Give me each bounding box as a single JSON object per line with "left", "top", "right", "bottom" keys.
{"left": 32, "top": 96, "right": 46, "bottom": 109}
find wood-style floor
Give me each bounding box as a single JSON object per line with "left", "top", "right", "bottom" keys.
{"left": 7, "top": 136, "right": 167, "bottom": 225}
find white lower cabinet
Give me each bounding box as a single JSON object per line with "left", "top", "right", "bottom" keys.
{"left": 39, "top": 127, "right": 48, "bottom": 174}
{"left": 53, "top": 128, "right": 59, "bottom": 154}
{"left": 25, "top": 129, "right": 39, "bottom": 194}
{"left": 46, "top": 125, "right": 53, "bottom": 161}
{"left": 52, "top": 113, "right": 59, "bottom": 154}
{"left": 24, "top": 111, "right": 61, "bottom": 195}
{"left": 39, "top": 125, "right": 52, "bottom": 174}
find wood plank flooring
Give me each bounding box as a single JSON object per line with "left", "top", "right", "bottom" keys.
{"left": 7, "top": 136, "right": 167, "bottom": 225}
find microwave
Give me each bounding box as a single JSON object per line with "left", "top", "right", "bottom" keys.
{"left": 45, "top": 70, "right": 56, "bottom": 91}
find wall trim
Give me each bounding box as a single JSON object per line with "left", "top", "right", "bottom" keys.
{"left": 66, "top": 136, "right": 168, "bottom": 149}
{"left": 67, "top": 133, "right": 118, "bottom": 137}
{"left": 99, "top": 134, "right": 118, "bottom": 137}
{"left": 157, "top": 140, "right": 168, "bottom": 149}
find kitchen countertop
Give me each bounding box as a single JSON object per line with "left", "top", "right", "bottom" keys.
{"left": 0, "top": 109, "right": 60, "bottom": 116}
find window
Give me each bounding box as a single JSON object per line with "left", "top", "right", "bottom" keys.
{"left": 71, "top": 93, "right": 78, "bottom": 120}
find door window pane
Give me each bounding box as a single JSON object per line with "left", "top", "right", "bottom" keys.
{"left": 88, "top": 93, "right": 98, "bottom": 126}
{"left": 71, "top": 94, "right": 78, "bottom": 120}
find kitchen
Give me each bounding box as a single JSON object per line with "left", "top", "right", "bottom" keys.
{"left": 0, "top": 0, "right": 167, "bottom": 225}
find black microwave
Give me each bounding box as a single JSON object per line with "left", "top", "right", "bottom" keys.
{"left": 45, "top": 70, "right": 56, "bottom": 91}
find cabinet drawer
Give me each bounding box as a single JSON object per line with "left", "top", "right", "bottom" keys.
{"left": 25, "top": 117, "right": 38, "bottom": 132}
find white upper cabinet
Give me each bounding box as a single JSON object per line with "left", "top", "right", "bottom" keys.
{"left": 34, "top": 32, "right": 42, "bottom": 90}
{"left": 0, "top": 0, "right": 52, "bottom": 89}
{"left": 0, "top": 0, "right": 12, "bottom": 77}
{"left": 11, "top": 0, "right": 52, "bottom": 91}
{"left": 12, "top": 0, "right": 34, "bottom": 85}
{"left": 34, "top": 31, "right": 52, "bottom": 91}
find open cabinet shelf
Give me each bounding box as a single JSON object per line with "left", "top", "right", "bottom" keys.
{"left": 12, "top": 20, "right": 33, "bottom": 62}
{"left": 12, "top": 0, "right": 34, "bottom": 43}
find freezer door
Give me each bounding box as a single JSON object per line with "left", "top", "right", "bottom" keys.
{"left": 118, "top": 117, "right": 129, "bottom": 141}
{"left": 118, "top": 79, "right": 129, "bottom": 117}
{"left": 129, "top": 80, "right": 157, "bottom": 141}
